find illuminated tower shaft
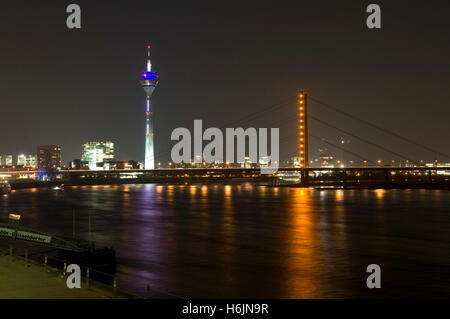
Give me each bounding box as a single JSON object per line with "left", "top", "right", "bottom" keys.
{"left": 145, "top": 96, "right": 153, "bottom": 169}
{"left": 140, "top": 45, "right": 159, "bottom": 169}
{"left": 298, "top": 90, "right": 308, "bottom": 168}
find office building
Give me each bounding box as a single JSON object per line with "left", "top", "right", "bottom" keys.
{"left": 37, "top": 145, "right": 62, "bottom": 170}
{"left": 0, "top": 155, "right": 13, "bottom": 167}
{"left": 17, "top": 154, "right": 37, "bottom": 167}
{"left": 81, "top": 141, "right": 114, "bottom": 170}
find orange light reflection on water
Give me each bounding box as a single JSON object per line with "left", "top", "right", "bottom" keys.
{"left": 374, "top": 189, "right": 385, "bottom": 200}
{"left": 286, "top": 188, "right": 322, "bottom": 298}
{"left": 223, "top": 185, "right": 235, "bottom": 237}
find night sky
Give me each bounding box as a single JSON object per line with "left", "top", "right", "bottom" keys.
{"left": 1, "top": 0, "right": 449, "bottom": 165}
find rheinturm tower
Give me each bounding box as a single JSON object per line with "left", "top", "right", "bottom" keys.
{"left": 140, "top": 45, "right": 159, "bottom": 169}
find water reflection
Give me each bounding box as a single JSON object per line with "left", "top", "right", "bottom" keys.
{"left": 222, "top": 185, "right": 235, "bottom": 236}
{"left": 374, "top": 189, "right": 385, "bottom": 200}
{"left": 0, "top": 185, "right": 449, "bottom": 298}
{"left": 285, "top": 188, "right": 321, "bottom": 297}
{"left": 335, "top": 189, "right": 344, "bottom": 202}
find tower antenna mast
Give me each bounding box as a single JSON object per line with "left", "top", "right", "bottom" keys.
{"left": 147, "top": 45, "right": 152, "bottom": 72}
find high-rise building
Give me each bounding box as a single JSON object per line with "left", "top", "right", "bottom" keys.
{"left": 0, "top": 155, "right": 13, "bottom": 166}
{"left": 241, "top": 156, "right": 252, "bottom": 168}
{"left": 37, "top": 145, "right": 62, "bottom": 170}
{"left": 259, "top": 156, "right": 269, "bottom": 168}
{"left": 17, "top": 154, "right": 37, "bottom": 167}
{"left": 17, "top": 154, "right": 25, "bottom": 166}
{"left": 5, "top": 155, "right": 12, "bottom": 166}
{"left": 140, "top": 44, "right": 159, "bottom": 169}
{"left": 81, "top": 141, "right": 114, "bottom": 170}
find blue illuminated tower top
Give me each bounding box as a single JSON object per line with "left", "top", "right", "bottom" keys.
{"left": 140, "top": 45, "right": 159, "bottom": 96}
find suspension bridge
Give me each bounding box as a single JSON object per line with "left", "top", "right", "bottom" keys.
{"left": 2, "top": 90, "right": 449, "bottom": 188}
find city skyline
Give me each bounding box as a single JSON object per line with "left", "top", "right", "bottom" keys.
{"left": 1, "top": 1, "right": 449, "bottom": 165}
{"left": 1, "top": 0, "right": 450, "bottom": 304}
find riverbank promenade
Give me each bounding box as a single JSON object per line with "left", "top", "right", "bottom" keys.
{"left": 0, "top": 255, "right": 118, "bottom": 298}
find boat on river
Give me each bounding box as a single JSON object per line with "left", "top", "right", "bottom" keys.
{"left": 53, "top": 184, "right": 65, "bottom": 191}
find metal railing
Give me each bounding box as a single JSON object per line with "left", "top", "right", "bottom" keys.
{"left": 0, "top": 246, "right": 138, "bottom": 299}
{"left": 0, "top": 246, "right": 187, "bottom": 299}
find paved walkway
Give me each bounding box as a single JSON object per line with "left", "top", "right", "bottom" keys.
{"left": 0, "top": 255, "right": 116, "bottom": 298}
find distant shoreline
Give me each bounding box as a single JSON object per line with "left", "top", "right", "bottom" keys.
{"left": 8, "top": 179, "right": 450, "bottom": 191}
{"left": 9, "top": 179, "right": 271, "bottom": 190}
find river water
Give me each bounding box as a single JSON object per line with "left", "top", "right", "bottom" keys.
{"left": 1, "top": 184, "right": 449, "bottom": 298}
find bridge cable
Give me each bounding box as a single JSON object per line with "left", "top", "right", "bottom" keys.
{"left": 257, "top": 101, "right": 427, "bottom": 163}
{"left": 153, "top": 95, "right": 297, "bottom": 161}
{"left": 309, "top": 96, "right": 450, "bottom": 160}
{"left": 309, "top": 115, "right": 413, "bottom": 161}
{"left": 277, "top": 131, "right": 376, "bottom": 164}
{"left": 254, "top": 105, "right": 403, "bottom": 162}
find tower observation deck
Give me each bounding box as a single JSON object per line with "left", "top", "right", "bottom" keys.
{"left": 140, "top": 45, "right": 159, "bottom": 169}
